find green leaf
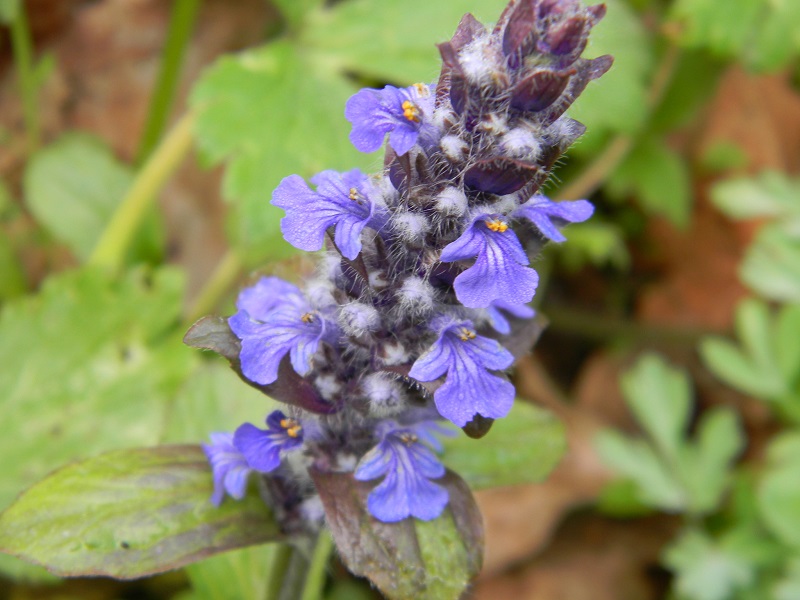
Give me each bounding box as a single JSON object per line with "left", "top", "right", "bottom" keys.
{"left": 271, "top": 0, "right": 324, "bottom": 29}
{"left": 607, "top": 137, "right": 692, "bottom": 226}
{"left": 774, "top": 558, "right": 800, "bottom": 600}
{"left": 569, "top": 0, "right": 653, "bottom": 141}
{"left": 23, "top": 133, "right": 164, "bottom": 263}
{"left": 711, "top": 172, "right": 800, "bottom": 224}
{"left": 700, "top": 298, "right": 795, "bottom": 402}
{"left": 0, "top": 230, "right": 26, "bottom": 300}
{"left": 440, "top": 401, "right": 565, "bottom": 490}
{"left": 758, "top": 433, "right": 800, "bottom": 549}
{"left": 621, "top": 353, "right": 692, "bottom": 461}
{"left": 749, "top": 0, "right": 800, "bottom": 71}
{"left": 663, "top": 528, "right": 763, "bottom": 600}
{"left": 303, "top": 0, "right": 507, "bottom": 84}
{"left": 0, "top": 266, "right": 194, "bottom": 516}
{"left": 741, "top": 226, "right": 800, "bottom": 303}
{"left": 0, "top": 445, "right": 281, "bottom": 578}
{"left": 185, "top": 544, "right": 279, "bottom": 600}
{"left": 0, "top": 0, "right": 19, "bottom": 23}
{"left": 311, "top": 469, "right": 483, "bottom": 600}
{"left": 595, "top": 430, "right": 686, "bottom": 511}
{"left": 554, "top": 221, "right": 630, "bottom": 271}
{"left": 162, "top": 361, "right": 279, "bottom": 444}
{"left": 670, "top": 0, "right": 761, "bottom": 59}
{"left": 190, "top": 41, "right": 376, "bottom": 261}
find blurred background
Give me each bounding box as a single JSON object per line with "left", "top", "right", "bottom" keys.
{"left": 1, "top": 0, "right": 799, "bottom": 598}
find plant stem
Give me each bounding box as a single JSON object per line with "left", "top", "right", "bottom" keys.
{"left": 300, "top": 531, "right": 333, "bottom": 600}
{"left": 184, "top": 248, "right": 242, "bottom": 324}
{"left": 136, "top": 0, "right": 200, "bottom": 165}
{"left": 89, "top": 112, "right": 195, "bottom": 272}
{"left": 9, "top": 1, "right": 40, "bottom": 152}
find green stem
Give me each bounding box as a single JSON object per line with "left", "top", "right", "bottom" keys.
{"left": 300, "top": 531, "right": 333, "bottom": 600}
{"left": 89, "top": 112, "right": 195, "bottom": 272}
{"left": 136, "top": 0, "right": 200, "bottom": 165}
{"left": 10, "top": 1, "right": 40, "bottom": 151}
{"left": 184, "top": 248, "right": 242, "bottom": 324}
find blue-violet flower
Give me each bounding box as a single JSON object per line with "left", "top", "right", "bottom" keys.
{"left": 233, "top": 410, "right": 304, "bottom": 472}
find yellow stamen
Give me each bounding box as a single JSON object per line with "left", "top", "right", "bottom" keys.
{"left": 280, "top": 418, "right": 302, "bottom": 438}
{"left": 399, "top": 432, "right": 418, "bottom": 446}
{"left": 413, "top": 82, "right": 430, "bottom": 96}
{"left": 301, "top": 312, "right": 315, "bottom": 323}
{"left": 349, "top": 187, "right": 360, "bottom": 201}
{"left": 458, "top": 327, "right": 477, "bottom": 341}
{"left": 402, "top": 100, "right": 420, "bottom": 122}
{"left": 485, "top": 218, "right": 509, "bottom": 233}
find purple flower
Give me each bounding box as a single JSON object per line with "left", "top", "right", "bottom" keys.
{"left": 409, "top": 319, "right": 515, "bottom": 426}
{"left": 354, "top": 421, "right": 448, "bottom": 522}
{"left": 487, "top": 300, "right": 536, "bottom": 335}
{"left": 514, "top": 194, "right": 593, "bottom": 242}
{"left": 345, "top": 83, "right": 435, "bottom": 155}
{"left": 233, "top": 410, "right": 305, "bottom": 472}
{"left": 272, "top": 169, "right": 383, "bottom": 260}
{"left": 202, "top": 432, "right": 253, "bottom": 506}
{"left": 440, "top": 214, "right": 539, "bottom": 308}
{"left": 229, "top": 277, "right": 332, "bottom": 385}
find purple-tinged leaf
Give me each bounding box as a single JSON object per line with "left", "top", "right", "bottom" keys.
{"left": 542, "top": 15, "right": 589, "bottom": 57}
{"left": 510, "top": 69, "right": 574, "bottom": 112}
{"left": 184, "top": 316, "right": 335, "bottom": 414}
{"left": 0, "top": 445, "right": 281, "bottom": 579}
{"left": 311, "top": 468, "right": 483, "bottom": 600}
{"left": 501, "top": 0, "right": 537, "bottom": 67}
{"left": 463, "top": 157, "right": 539, "bottom": 195}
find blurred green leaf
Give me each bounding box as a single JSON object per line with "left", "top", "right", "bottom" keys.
{"left": 555, "top": 221, "right": 630, "bottom": 271}
{"left": 0, "top": 445, "right": 281, "bottom": 578}
{"left": 0, "top": 266, "right": 194, "bottom": 525}
{"left": 440, "top": 401, "right": 565, "bottom": 490}
{"left": 741, "top": 226, "right": 800, "bottom": 303}
{"left": 774, "top": 558, "right": 800, "bottom": 600}
{"left": 712, "top": 172, "right": 800, "bottom": 225}
{"left": 0, "top": 0, "right": 19, "bottom": 23}
{"left": 749, "top": 0, "right": 800, "bottom": 71}
{"left": 24, "top": 133, "right": 164, "bottom": 263}
{"left": 185, "top": 544, "right": 280, "bottom": 600}
{"left": 699, "top": 141, "right": 748, "bottom": 174}
{"left": 271, "top": 0, "right": 324, "bottom": 29}
{"left": 759, "top": 433, "right": 800, "bottom": 549}
{"left": 701, "top": 298, "right": 800, "bottom": 423}
{"left": 607, "top": 137, "right": 692, "bottom": 226}
{"left": 597, "top": 355, "right": 743, "bottom": 514}
{"left": 303, "top": 0, "right": 507, "bottom": 84}
{"left": 569, "top": 0, "right": 653, "bottom": 145}
{"left": 0, "top": 232, "right": 26, "bottom": 301}
{"left": 663, "top": 527, "right": 768, "bottom": 600}
{"left": 162, "top": 361, "right": 279, "bottom": 444}
{"left": 191, "top": 41, "right": 377, "bottom": 261}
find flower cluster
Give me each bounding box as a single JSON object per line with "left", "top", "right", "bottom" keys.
{"left": 199, "top": 0, "right": 610, "bottom": 526}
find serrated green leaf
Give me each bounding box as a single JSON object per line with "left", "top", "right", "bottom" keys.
{"left": 741, "top": 226, "right": 800, "bottom": 302}
{"left": 678, "top": 407, "right": 743, "bottom": 513}
{"left": 23, "top": 133, "right": 163, "bottom": 263}
{"left": 700, "top": 337, "right": 783, "bottom": 398}
{"left": 185, "top": 544, "right": 279, "bottom": 600}
{"left": 595, "top": 430, "right": 686, "bottom": 511}
{"left": 311, "top": 469, "right": 482, "bottom": 600}
{"left": 621, "top": 353, "right": 692, "bottom": 461}
{"left": 0, "top": 445, "right": 281, "bottom": 578}
{"left": 440, "top": 401, "right": 565, "bottom": 490}
{"left": 0, "top": 266, "right": 194, "bottom": 529}
{"left": 191, "top": 41, "right": 377, "bottom": 261}
{"left": 303, "top": 0, "right": 507, "bottom": 84}
{"left": 607, "top": 138, "right": 692, "bottom": 226}
{"left": 663, "top": 528, "right": 756, "bottom": 600}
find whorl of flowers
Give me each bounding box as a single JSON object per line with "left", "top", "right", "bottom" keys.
{"left": 199, "top": 0, "right": 611, "bottom": 525}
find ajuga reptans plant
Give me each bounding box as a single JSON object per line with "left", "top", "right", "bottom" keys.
{"left": 189, "top": 0, "right": 611, "bottom": 533}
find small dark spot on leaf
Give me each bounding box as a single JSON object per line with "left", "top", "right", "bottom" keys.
{"left": 120, "top": 541, "right": 130, "bottom": 549}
